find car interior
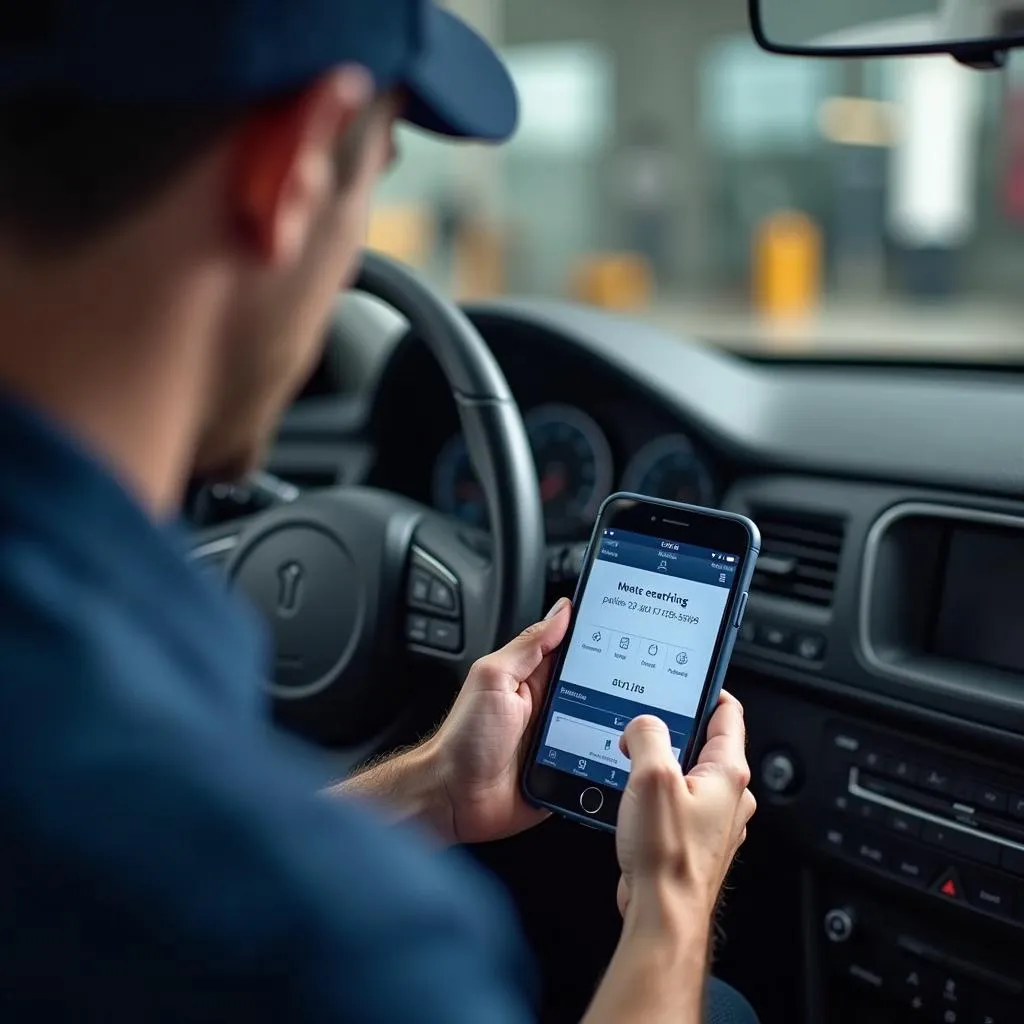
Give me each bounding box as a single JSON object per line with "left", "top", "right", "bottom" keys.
{"left": 188, "top": 2, "right": 1024, "bottom": 1022}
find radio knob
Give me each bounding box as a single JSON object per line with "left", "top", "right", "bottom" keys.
{"left": 824, "top": 907, "right": 856, "bottom": 943}
{"left": 761, "top": 751, "right": 799, "bottom": 795}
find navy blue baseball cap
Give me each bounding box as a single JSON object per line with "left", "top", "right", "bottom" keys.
{"left": 0, "top": 0, "right": 519, "bottom": 142}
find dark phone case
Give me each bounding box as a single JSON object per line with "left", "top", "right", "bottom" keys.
{"left": 521, "top": 491, "right": 761, "bottom": 833}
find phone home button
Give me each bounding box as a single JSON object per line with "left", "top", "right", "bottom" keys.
{"left": 579, "top": 787, "right": 605, "bottom": 815}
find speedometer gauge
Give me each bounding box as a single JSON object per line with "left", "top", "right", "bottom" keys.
{"left": 432, "top": 434, "right": 486, "bottom": 527}
{"left": 622, "top": 435, "right": 714, "bottom": 506}
{"left": 432, "top": 404, "right": 613, "bottom": 536}
{"left": 526, "top": 404, "right": 613, "bottom": 537}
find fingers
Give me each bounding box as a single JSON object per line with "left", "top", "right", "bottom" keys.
{"left": 620, "top": 715, "right": 681, "bottom": 774}
{"left": 690, "top": 691, "right": 750, "bottom": 789}
{"left": 468, "top": 598, "right": 571, "bottom": 687}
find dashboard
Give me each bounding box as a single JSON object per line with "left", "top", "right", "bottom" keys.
{"left": 267, "top": 296, "right": 1024, "bottom": 1024}
{"left": 367, "top": 312, "right": 724, "bottom": 541}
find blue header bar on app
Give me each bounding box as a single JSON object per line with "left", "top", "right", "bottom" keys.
{"left": 597, "top": 529, "right": 738, "bottom": 589}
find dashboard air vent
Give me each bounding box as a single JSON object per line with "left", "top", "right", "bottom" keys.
{"left": 750, "top": 510, "right": 845, "bottom": 608}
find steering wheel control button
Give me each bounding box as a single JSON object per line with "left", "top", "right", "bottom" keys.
{"left": 427, "top": 619, "right": 462, "bottom": 653}
{"left": 406, "top": 615, "right": 430, "bottom": 645}
{"left": 823, "top": 907, "right": 855, "bottom": 943}
{"left": 408, "top": 549, "right": 461, "bottom": 619}
{"left": 579, "top": 787, "right": 604, "bottom": 815}
{"left": 408, "top": 571, "right": 431, "bottom": 605}
{"left": 428, "top": 579, "right": 457, "bottom": 612}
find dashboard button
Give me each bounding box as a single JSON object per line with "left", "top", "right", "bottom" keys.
{"left": 794, "top": 632, "right": 826, "bottom": 661}
{"left": 931, "top": 866, "right": 966, "bottom": 903}
{"left": 854, "top": 836, "right": 888, "bottom": 868}
{"left": 963, "top": 871, "right": 1015, "bottom": 917}
{"left": 831, "top": 732, "right": 861, "bottom": 754}
{"left": 757, "top": 624, "right": 792, "bottom": 652}
{"left": 886, "top": 757, "right": 920, "bottom": 785}
{"left": 889, "top": 810, "right": 921, "bottom": 839}
{"left": 934, "top": 972, "right": 970, "bottom": 1013}
{"left": 845, "top": 961, "right": 885, "bottom": 991}
{"left": 760, "top": 751, "right": 798, "bottom": 795}
{"left": 969, "top": 783, "right": 1009, "bottom": 814}
{"left": 860, "top": 748, "right": 885, "bottom": 772}
{"left": 823, "top": 906, "right": 855, "bottom": 943}
{"left": 921, "top": 768, "right": 953, "bottom": 794}
{"left": 1009, "top": 796, "right": 1024, "bottom": 820}
{"left": 891, "top": 843, "right": 940, "bottom": 887}
{"left": 922, "top": 822, "right": 999, "bottom": 866}
{"left": 855, "top": 800, "right": 882, "bottom": 823}
{"left": 823, "top": 823, "right": 847, "bottom": 852}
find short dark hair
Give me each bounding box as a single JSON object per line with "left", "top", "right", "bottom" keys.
{"left": 0, "top": 95, "right": 243, "bottom": 252}
{"left": 0, "top": 88, "right": 380, "bottom": 254}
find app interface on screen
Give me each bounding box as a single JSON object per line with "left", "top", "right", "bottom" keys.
{"left": 536, "top": 527, "right": 739, "bottom": 791}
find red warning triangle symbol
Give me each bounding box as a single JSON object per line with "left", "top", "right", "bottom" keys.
{"left": 932, "top": 867, "right": 963, "bottom": 901}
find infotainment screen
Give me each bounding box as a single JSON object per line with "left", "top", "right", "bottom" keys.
{"left": 930, "top": 524, "right": 1024, "bottom": 675}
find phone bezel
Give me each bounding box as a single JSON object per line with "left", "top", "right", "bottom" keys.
{"left": 521, "top": 493, "right": 760, "bottom": 832}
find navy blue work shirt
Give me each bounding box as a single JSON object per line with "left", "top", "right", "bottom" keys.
{"left": 0, "top": 392, "right": 534, "bottom": 1022}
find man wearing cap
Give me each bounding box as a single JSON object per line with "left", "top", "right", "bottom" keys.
{"left": 0, "top": 2, "right": 758, "bottom": 1022}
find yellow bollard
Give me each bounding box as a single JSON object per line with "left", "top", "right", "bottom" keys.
{"left": 569, "top": 253, "right": 653, "bottom": 311}
{"left": 366, "top": 204, "right": 433, "bottom": 269}
{"left": 753, "top": 211, "right": 822, "bottom": 319}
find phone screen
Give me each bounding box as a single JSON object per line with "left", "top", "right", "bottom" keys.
{"left": 533, "top": 524, "right": 742, "bottom": 792}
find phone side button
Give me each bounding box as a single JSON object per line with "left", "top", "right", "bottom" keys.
{"left": 733, "top": 592, "right": 749, "bottom": 630}
{"left": 580, "top": 787, "right": 605, "bottom": 815}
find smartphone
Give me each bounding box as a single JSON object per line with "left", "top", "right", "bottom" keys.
{"left": 522, "top": 493, "right": 760, "bottom": 832}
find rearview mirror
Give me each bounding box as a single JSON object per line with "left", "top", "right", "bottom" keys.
{"left": 749, "top": 0, "right": 1024, "bottom": 63}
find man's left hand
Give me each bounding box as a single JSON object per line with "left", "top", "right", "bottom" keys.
{"left": 423, "top": 597, "right": 571, "bottom": 844}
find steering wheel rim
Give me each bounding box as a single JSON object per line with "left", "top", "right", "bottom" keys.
{"left": 355, "top": 252, "right": 545, "bottom": 646}
{"left": 191, "top": 250, "right": 546, "bottom": 752}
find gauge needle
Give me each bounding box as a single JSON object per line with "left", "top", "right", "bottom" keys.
{"left": 540, "top": 464, "right": 567, "bottom": 501}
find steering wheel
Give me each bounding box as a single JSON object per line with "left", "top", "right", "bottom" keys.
{"left": 190, "top": 252, "right": 545, "bottom": 755}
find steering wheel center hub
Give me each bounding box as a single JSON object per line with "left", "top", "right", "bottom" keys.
{"left": 231, "top": 524, "right": 365, "bottom": 698}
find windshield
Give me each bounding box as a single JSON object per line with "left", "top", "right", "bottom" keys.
{"left": 373, "top": 1, "right": 1024, "bottom": 363}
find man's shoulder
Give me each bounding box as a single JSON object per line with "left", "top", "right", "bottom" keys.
{"left": 0, "top": 547, "right": 532, "bottom": 1022}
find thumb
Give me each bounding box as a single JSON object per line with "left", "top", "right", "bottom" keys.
{"left": 473, "top": 598, "right": 571, "bottom": 683}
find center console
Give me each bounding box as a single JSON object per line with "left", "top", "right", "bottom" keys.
{"left": 817, "top": 721, "right": 1024, "bottom": 1022}
{"left": 724, "top": 479, "right": 1024, "bottom": 1024}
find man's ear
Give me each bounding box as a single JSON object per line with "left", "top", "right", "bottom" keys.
{"left": 229, "top": 66, "right": 374, "bottom": 267}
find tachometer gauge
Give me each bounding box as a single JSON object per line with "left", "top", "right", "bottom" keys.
{"left": 622, "top": 435, "right": 715, "bottom": 506}
{"left": 526, "top": 404, "right": 613, "bottom": 537}
{"left": 432, "top": 434, "right": 487, "bottom": 527}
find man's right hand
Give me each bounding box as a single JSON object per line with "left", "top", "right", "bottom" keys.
{"left": 582, "top": 693, "right": 755, "bottom": 1024}
{"left": 615, "top": 693, "right": 755, "bottom": 926}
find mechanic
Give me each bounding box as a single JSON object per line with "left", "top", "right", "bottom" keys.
{"left": 0, "top": 2, "right": 758, "bottom": 1022}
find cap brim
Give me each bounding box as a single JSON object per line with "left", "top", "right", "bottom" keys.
{"left": 401, "top": 6, "right": 519, "bottom": 143}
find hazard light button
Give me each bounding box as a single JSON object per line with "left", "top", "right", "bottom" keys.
{"left": 931, "top": 867, "right": 964, "bottom": 902}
